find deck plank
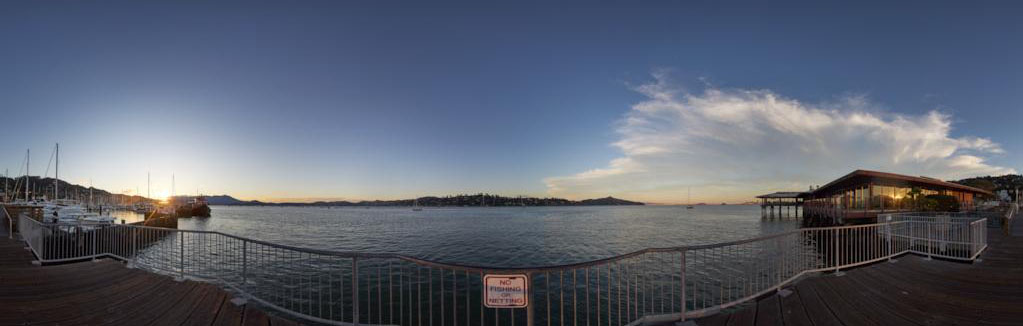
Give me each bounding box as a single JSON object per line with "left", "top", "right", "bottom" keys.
{"left": 242, "top": 305, "right": 272, "bottom": 326}
{"left": 0, "top": 234, "right": 302, "bottom": 326}
{"left": 723, "top": 303, "right": 756, "bottom": 326}
{"left": 777, "top": 288, "right": 812, "bottom": 326}
{"left": 696, "top": 223, "right": 1023, "bottom": 326}
{"left": 789, "top": 283, "right": 841, "bottom": 326}
{"left": 212, "top": 295, "right": 246, "bottom": 326}
{"left": 753, "top": 295, "right": 782, "bottom": 326}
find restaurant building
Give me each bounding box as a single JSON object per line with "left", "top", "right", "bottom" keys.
{"left": 762, "top": 170, "right": 993, "bottom": 225}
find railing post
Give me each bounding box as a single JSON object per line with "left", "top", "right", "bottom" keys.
{"left": 352, "top": 257, "right": 359, "bottom": 326}
{"left": 909, "top": 219, "right": 915, "bottom": 251}
{"left": 972, "top": 221, "right": 978, "bottom": 258}
{"left": 241, "top": 241, "right": 248, "bottom": 286}
{"left": 92, "top": 226, "right": 98, "bottom": 261}
{"left": 886, "top": 215, "right": 896, "bottom": 263}
{"left": 679, "top": 249, "right": 687, "bottom": 322}
{"left": 177, "top": 231, "right": 185, "bottom": 281}
{"left": 833, "top": 228, "right": 843, "bottom": 276}
{"left": 128, "top": 227, "right": 136, "bottom": 268}
{"left": 925, "top": 221, "right": 932, "bottom": 260}
{"left": 526, "top": 271, "right": 535, "bottom": 326}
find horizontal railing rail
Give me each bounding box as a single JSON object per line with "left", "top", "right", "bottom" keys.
{"left": 16, "top": 212, "right": 989, "bottom": 326}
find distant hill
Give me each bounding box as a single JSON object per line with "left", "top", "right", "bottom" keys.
{"left": 578, "top": 196, "right": 644, "bottom": 206}
{"left": 0, "top": 177, "right": 645, "bottom": 207}
{"left": 1, "top": 175, "right": 156, "bottom": 205}
{"left": 952, "top": 174, "right": 1022, "bottom": 199}
{"left": 204, "top": 195, "right": 266, "bottom": 205}
{"left": 206, "top": 194, "right": 644, "bottom": 207}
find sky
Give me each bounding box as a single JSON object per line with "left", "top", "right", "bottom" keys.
{"left": 1, "top": 1, "right": 1021, "bottom": 204}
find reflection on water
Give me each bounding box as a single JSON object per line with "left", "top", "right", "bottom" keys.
{"left": 178, "top": 205, "right": 799, "bottom": 267}
{"left": 108, "top": 210, "right": 146, "bottom": 224}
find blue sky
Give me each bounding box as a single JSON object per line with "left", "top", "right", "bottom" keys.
{"left": 1, "top": 1, "right": 1021, "bottom": 203}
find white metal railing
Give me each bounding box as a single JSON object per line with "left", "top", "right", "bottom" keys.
{"left": 15, "top": 213, "right": 989, "bottom": 326}
{"left": 3, "top": 207, "right": 11, "bottom": 239}
{"left": 1005, "top": 203, "right": 1019, "bottom": 232}
{"left": 884, "top": 213, "right": 987, "bottom": 261}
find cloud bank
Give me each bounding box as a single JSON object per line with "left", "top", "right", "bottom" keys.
{"left": 544, "top": 74, "right": 1015, "bottom": 203}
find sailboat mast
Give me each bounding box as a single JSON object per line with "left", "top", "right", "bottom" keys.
{"left": 25, "top": 149, "right": 29, "bottom": 201}
{"left": 147, "top": 171, "right": 151, "bottom": 200}
{"left": 54, "top": 143, "right": 59, "bottom": 201}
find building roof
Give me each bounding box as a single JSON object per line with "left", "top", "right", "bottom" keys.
{"left": 812, "top": 169, "right": 994, "bottom": 196}
{"left": 755, "top": 191, "right": 809, "bottom": 199}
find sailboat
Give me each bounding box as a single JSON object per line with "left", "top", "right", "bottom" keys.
{"left": 686, "top": 187, "right": 694, "bottom": 209}
{"left": 412, "top": 198, "right": 422, "bottom": 211}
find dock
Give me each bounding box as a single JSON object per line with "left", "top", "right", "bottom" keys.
{"left": 0, "top": 224, "right": 299, "bottom": 325}
{"left": 756, "top": 192, "right": 806, "bottom": 220}
{"left": 696, "top": 215, "right": 1023, "bottom": 326}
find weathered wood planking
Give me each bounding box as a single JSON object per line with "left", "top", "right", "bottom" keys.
{"left": 695, "top": 225, "right": 1023, "bottom": 326}
{"left": 0, "top": 233, "right": 301, "bottom": 326}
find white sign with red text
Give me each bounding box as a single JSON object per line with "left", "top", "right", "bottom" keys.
{"left": 483, "top": 274, "right": 529, "bottom": 308}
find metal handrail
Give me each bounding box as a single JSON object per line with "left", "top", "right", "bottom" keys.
{"left": 3, "top": 206, "right": 11, "bottom": 239}
{"left": 16, "top": 213, "right": 989, "bottom": 326}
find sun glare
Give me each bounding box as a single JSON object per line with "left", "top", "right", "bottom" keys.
{"left": 154, "top": 189, "right": 170, "bottom": 202}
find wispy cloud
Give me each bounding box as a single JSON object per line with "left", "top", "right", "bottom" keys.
{"left": 544, "top": 73, "right": 1015, "bottom": 203}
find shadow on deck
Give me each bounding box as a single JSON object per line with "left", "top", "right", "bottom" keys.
{"left": 0, "top": 225, "right": 301, "bottom": 325}
{"left": 695, "top": 221, "right": 1023, "bottom": 326}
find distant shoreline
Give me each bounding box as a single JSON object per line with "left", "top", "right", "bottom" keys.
{"left": 206, "top": 203, "right": 761, "bottom": 207}
{"left": 203, "top": 194, "right": 645, "bottom": 207}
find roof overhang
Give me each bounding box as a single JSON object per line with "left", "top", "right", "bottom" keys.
{"left": 811, "top": 170, "right": 994, "bottom": 196}
{"left": 756, "top": 192, "right": 810, "bottom": 199}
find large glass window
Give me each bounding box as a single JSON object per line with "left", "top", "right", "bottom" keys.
{"left": 870, "top": 185, "right": 883, "bottom": 210}
{"left": 857, "top": 186, "right": 866, "bottom": 209}
{"left": 853, "top": 188, "right": 861, "bottom": 209}
{"left": 896, "top": 187, "right": 909, "bottom": 210}
{"left": 879, "top": 185, "right": 894, "bottom": 211}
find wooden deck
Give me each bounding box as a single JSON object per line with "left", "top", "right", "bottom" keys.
{"left": 0, "top": 225, "right": 301, "bottom": 325}
{"left": 696, "top": 220, "right": 1023, "bottom": 326}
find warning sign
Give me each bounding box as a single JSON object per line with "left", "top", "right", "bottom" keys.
{"left": 483, "top": 274, "right": 529, "bottom": 308}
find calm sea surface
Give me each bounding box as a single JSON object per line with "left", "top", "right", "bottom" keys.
{"left": 163, "top": 205, "right": 799, "bottom": 267}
